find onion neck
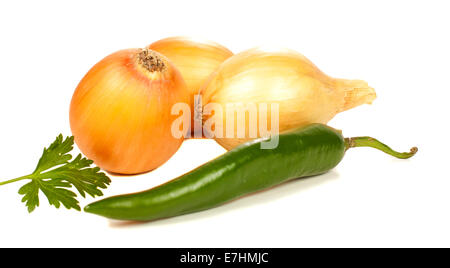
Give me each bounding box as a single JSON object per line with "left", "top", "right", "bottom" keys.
{"left": 336, "top": 78, "right": 377, "bottom": 112}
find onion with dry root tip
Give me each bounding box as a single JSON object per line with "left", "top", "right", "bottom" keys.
{"left": 199, "top": 47, "right": 377, "bottom": 150}
{"left": 70, "top": 48, "right": 189, "bottom": 174}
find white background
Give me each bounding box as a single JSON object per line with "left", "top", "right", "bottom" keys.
{"left": 0, "top": 0, "right": 448, "bottom": 248}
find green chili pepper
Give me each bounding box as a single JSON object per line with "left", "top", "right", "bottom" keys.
{"left": 84, "top": 124, "right": 417, "bottom": 221}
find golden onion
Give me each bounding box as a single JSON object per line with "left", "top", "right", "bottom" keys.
{"left": 148, "top": 37, "right": 233, "bottom": 135}
{"left": 70, "top": 48, "right": 189, "bottom": 174}
{"left": 199, "top": 47, "right": 377, "bottom": 150}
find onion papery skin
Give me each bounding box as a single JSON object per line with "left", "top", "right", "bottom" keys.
{"left": 70, "top": 49, "right": 189, "bottom": 174}
{"left": 149, "top": 37, "right": 233, "bottom": 135}
{"left": 200, "top": 47, "right": 377, "bottom": 150}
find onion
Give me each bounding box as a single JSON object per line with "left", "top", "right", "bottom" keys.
{"left": 199, "top": 47, "right": 377, "bottom": 150}
{"left": 70, "top": 48, "right": 189, "bottom": 174}
{"left": 148, "top": 37, "right": 233, "bottom": 135}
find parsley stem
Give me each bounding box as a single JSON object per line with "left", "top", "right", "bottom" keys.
{"left": 0, "top": 175, "right": 31, "bottom": 186}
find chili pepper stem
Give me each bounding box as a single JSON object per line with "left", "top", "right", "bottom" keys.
{"left": 344, "top": 137, "right": 417, "bottom": 159}
{"left": 0, "top": 175, "right": 31, "bottom": 186}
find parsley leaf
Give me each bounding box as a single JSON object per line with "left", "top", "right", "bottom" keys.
{"left": 0, "top": 135, "right": 111, "bottom": 212}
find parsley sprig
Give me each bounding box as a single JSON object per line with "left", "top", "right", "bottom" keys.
{"left": 0, "top": 135, "right": 111, "bottom": 212}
